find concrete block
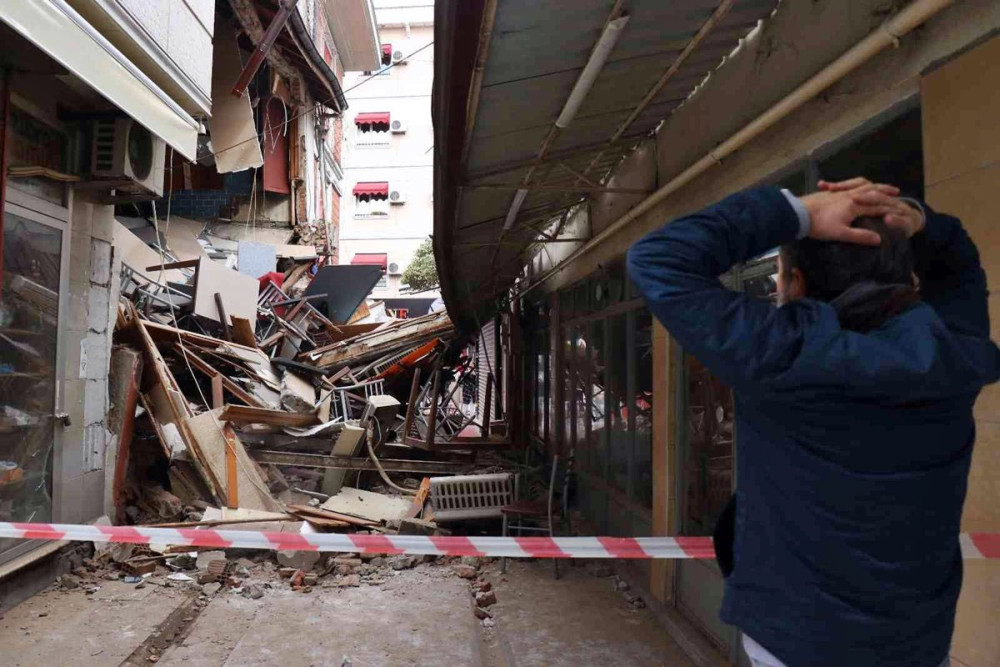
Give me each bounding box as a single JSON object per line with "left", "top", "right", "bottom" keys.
{"left": 62, "top": 379, "right": 86, "bottom": 428}
{"left": 83, "top": 424, "right": 107, "bottom": 473}
{"left": 89, "top": 205, "right": 114, "bottom": 243}
{"left": 69, "top": 200, "right": 93, "bottom": 237}
{"left": 83, "top": 378, "right": 107, "bottom": 426}
{"left": 68, "top": 242, "right": 91, "bottom": 285}
{"left": 277, "top": 550, "right": 321, "bottom": 571}
{"left": 81, "top": 469, "right": 106, "bottom": 520}
{"left": 56, "top": 425, "right": 84, "bottom": 479}
{"left": 65, "top": 291, "right": 88, "bottom": 332}
{"left": 59, "top": 475, "right": 85, "bottom": 524}
{"left": 89, "top": 239, "right": 112, "bottom": 285}
{"left": 81, "top": 333, "right": 110, "bottom": 379}
{"left": 59, "top": 330, "right": 85, "bottom": 381}
{"left": 86, "top": 284, "right": 111, "bottom": 333}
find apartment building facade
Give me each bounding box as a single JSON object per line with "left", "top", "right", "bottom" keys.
{"left": 339, "top": 0, "right": 436, "bottom": 301}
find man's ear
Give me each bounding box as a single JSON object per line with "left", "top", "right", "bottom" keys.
{"left": 787, "top": 267, "right": 807, "bottom": 301}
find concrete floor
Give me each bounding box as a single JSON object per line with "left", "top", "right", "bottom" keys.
{"left": 0, "top": 557, "right": 695, "bottom": 667}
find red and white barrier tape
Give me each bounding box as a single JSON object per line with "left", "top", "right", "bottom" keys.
{"left": 1, "top": 523, "right": 998, "bottom": 560}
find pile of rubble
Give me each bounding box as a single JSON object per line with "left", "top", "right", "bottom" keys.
{"left": 104, "top": 215, "right": 513, "bottom": 562}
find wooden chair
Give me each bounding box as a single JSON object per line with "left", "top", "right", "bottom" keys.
{"left": 501, "top": 455, "right": 566, "bottom": 578}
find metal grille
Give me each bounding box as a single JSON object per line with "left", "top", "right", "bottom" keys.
{"left": 429, "top": 473, "right": 514, "bottom": 522}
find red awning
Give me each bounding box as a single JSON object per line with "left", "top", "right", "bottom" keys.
{"left": 351, "top": 253, "right": 388, "bottom": 269}
{"left": 381, "top": 44, "right": 392, "bottom": 57}
{"left": 355, "top": 112, "right": 390, "bottom": 125}
{"left": 353, "top": 182, "right": 389, "bottom": 197}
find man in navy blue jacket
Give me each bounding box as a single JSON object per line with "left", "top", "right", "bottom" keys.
{"left": 627, "top": 178, "right": 1000, "bottom": 667}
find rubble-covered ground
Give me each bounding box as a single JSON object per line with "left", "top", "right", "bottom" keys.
{"left": 0, "top": 548, "right": 695, "bottom": 666}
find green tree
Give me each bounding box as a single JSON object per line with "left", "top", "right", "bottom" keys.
{"left": 401, "top": 238, "right": 439, "bottom": 293}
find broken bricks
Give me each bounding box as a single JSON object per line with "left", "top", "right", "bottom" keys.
{"left": 475, "top": 589, "right": 497, "bottom": 608}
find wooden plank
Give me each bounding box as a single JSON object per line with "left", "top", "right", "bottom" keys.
{"left": 404, "top": 478, "right": 431, "bottom": 520}
{"left": 146, "top": 516, "right": 298, "bottom": 528}
{"left": 250, "top": 450, "right": 467, "bottom": 474}
{"left": 132, "top": 315, "right": 225, "bottom": 502}
{"left": 219, "top": 404, "right": 319, "bottom": 427}
{"left": 211, "top": 374, "right": 224, "bottom": 409}
{"left": 144, "top": 259, "right": 200, "bottom": 271}
{"left": 285, "top": 504, "right": 377, "bottom": 528}
{"left": 186, "top": 409, "right": 281, "bottom": 512}
{"left": 223, "top": 423, "right": 240, "bottom": 510}
{"left": 230, "top": 317, "right": 259, "bottom": 348}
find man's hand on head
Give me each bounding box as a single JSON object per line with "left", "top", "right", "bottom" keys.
{"left": 817, "top": 177, "right": 925, "bottom": 238}
{"left": 798, "top": 188, "right": 898, "bottom": 246}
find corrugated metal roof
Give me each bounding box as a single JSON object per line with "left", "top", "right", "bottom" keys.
{"left": 434, "top": 0, "right": 780, "bottom": 331}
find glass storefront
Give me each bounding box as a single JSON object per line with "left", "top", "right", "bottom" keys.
{"left": 527, "top": 264, "right": 653, "bottom": 538}
{"left": 0, "top": 205, "right": 65, "bottom": 557}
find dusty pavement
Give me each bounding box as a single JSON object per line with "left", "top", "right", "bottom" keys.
{"left": 0, "top": 552, "right": 695, "bottom": 667}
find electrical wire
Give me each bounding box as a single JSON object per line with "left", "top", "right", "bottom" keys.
{"left": 197, "top": 41, "right": 434, "bottom": 164}
{"left": 367, "top": 418, "right": 417, "bottom": 496}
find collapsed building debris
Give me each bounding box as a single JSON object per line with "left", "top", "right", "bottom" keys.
{"left": 105, "top": 219, "right": 519, "bottom": 560}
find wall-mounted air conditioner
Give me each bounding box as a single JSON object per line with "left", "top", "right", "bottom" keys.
{"left": 89, "top": 118, "right": 165, "bottom": 199}
{"left": 388, "top": 262, "right": 401, "bottom": 275}
{"left": 391, "top": 50, "right": 406, "bottom": 65}
{"left": 389, "top": 189, "right": 407, "bottom": 204}
{"left": 390, "top": 119, "right": 407, "bottom": 134}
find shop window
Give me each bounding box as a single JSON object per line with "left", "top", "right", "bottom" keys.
{"left": 632, "top": 310, "right": 654, "bottom": 507}
{"left": 607, "top": 313, "right": 629, "bottom": 492}
{"left": 589, "top": 319, "right": 607, "bottom": 478}
{"left": 0, "top": 211, "right": 63, "bottom": 555}
{"left": 532, "top": 329, "right": 550, "bottom": 441}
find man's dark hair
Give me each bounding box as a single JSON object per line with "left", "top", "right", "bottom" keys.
{"left": 779, "top": 217, "right": 919, "bottom": 332}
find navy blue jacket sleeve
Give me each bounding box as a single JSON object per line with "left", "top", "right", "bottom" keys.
{"left": 911, "top": 203, "right": 990, "bottom": 338}
{"left": 626, "top": 188, "right": 803, "bottom": 391}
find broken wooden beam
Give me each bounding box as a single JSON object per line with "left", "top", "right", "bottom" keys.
{"left": 249, "top": 450, "right": 468, "bottom": 474}
{"left": 219, "top": 404, "right": 320, "bottom": 428}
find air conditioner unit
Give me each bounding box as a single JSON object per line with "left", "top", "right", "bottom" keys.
{"left": 89, "top": 118, "right": 165, "bottom": 199}
{"left": 390, "top": 119, "right": 407, "bottom": 134}
{"left": 391, "top": 50, "right": 406, "bottom": 65}
{"left": 388, "top": 262, "right": 401, "bottom": 275}
{"left": 389, "top": 189, "right": 407, "bottom": 204}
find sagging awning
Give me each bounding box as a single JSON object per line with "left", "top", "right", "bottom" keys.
{"left": 355, "top": 112, "right": 391, "bottom": 125}
{"left": 353, "top": 182, "right": 389, "bottom": 197}
{"left": 0, "top": 0, "right": 199, "bottom": 160}
{"left": 351, "top": 253, "right": 388, "bottom": 269}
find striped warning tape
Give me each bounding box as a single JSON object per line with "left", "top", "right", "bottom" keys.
{"left": 0, "top": 523, "right": 997, "bottom": 559}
